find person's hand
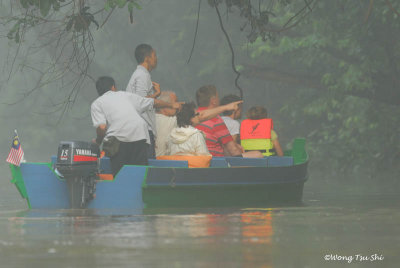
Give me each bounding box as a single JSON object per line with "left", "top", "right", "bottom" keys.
{"left": 225, "top": 100, "right": 243, "bottom": 111}
{"left": 237, "top": 144, "right": 245, "bottom": 153}
{"left": 91, "top": 138, "right": 98, "bottom": 145}
{"left": 152, "top": 82, "right": 161, "bottom": 97}
{"left": 172, "top": 101, "right": 185, "bottom": 111}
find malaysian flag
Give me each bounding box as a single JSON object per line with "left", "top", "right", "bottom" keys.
{"left": 6, "top": 131, "right": 25, "bottom": 166}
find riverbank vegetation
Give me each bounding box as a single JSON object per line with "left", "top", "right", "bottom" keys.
{"left": 0, "top": 1, "right": 398, "bottom": 182}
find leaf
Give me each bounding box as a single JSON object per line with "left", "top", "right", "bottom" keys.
{"left": 15, "top": 31, "right": 20, "bottom": 43}
{"left": 7, "top": 22, "right": 20, "bottom": 40}
{"left": 104, "top": 1, "right": 111, "bottom": 11}
{"left": 128, "top": 2, "right": 134, "bottom": 13}
{"left": 88, "top": 15, "right": 99, "bottom": 29}
{"left": 66, "top": 18, "right": 74, "bottom": 31}
{"left": 6, "top": 31, "right": 14, "bottom": 40}
{"left": 39, "top": 0, "right": 52, "bottom": 17}
{"left": 117, "top": 0, "right": 127, "bottom": 8}
{"left": 20, "top": 0, "right": 29, "bottom": 8}
{"left": 131, "top": 1, "right": 142, "bottom": 10}
{"left": 52, "top": 1, "right": 60, "bottom": 11}
{"left": 236, "top": 65, "right": 244, "bottom": 72}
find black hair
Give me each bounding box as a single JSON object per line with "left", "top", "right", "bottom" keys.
{"left": 95, "top": 76, "right": 115, "bottom": 96}
{"left": 176, "top": 102, "right": 197, "bottom": 127}
{"left": 220, "top": 94, "right": 241, "bottom": 116}
{"left": 134, "top": 44, "right": 153, "bottom": 64}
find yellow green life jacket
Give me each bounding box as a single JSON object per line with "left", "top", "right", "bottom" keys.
{"left": 240, "top": 118, "right": 275, "bottom": 156}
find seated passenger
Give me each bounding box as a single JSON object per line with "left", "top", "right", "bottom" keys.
{"left": 156, "top": 91, "right": 244, "bottom": 156}
{"left": 167, "top": 102, "right": 211, "bottom": 156}
{"left": 220, "top": 94, "right": 242, "bottom": 144}
{"left": 155, "top": 91, "right": 179, "bottom": 157}
{"left": 195, "top": 85, "right": 263, "bottom": 158}
{"left": 240, "top": 106, "right": 284, "bottom": 156}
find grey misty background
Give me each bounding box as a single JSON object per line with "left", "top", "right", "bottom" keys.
{"left": 0, "top": 0, "right": 398, "bottom": 195}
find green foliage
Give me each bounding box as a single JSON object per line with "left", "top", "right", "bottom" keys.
{"left": 6, "top": 0, "right": 142, "bottom": 39}
{"left": 208, "top": 0, "right": 297, "bottom": 42}
{"left": 6, "top": 16, "right": 39, "bottom": 43}
{"left": 104, "top": 0, "right": 141, "bottom": 11}
{"left": 1, "top": 0, "right": 399, "bottom": 180}
{"left": 19, "top": 0, "right": 64, "bottom": 16}
{"left": 243, "top": 1, "right": 400, "bottom": 176}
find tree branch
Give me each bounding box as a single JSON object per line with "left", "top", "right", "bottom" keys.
{"left": 214, "top": 0, "right": 244, "bottom": 99}
{"left": 385, "top": 0, "right": 400, "bottom": 17}
{"left": 187, "top": 0, "right": 201, "bottom": 64}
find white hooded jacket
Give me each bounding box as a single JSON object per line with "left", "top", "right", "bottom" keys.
{"left": 167, "top": 125, "right": 210, "bottom": 156}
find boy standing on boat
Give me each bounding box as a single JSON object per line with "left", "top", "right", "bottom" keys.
{"left": 126, "top": 44, "right": 160, "bottom": 159}
{"left": 91, "top": 76, "right": 182, "bottom": 175}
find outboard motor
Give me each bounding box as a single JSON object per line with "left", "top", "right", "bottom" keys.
{"left": 55, "top": 141, "right": 100, "bottom": 208}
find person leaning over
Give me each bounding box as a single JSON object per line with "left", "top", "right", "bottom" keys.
{"left": 91, "top": 76, "right": 182, "bottom": 176}
{"left": 167, "top": 102, "right": 211, "bottom": 156}
{"left": 195, "top": 85, "right": 263, "bottom": 158}
{"left": 126, "top": 43, "right": 160, "bottom": 159}
{"left": 240, "top": 106, "right": 284, "bottom": 157}
{"left": 220, "top": 94, "right": 242, "bottom": 144}
{"left": 163, "top": 101, "right": 243, "bottom": 168}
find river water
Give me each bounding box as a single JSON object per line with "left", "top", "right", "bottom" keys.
{"left": 0, "top": 173, "right": 399, "bottom": 268}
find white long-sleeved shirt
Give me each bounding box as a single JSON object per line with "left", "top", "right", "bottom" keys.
{"left": 91, "top": 91, "right": 154, "bottom": 144}
{"left": 125, "top": 65, "right": 157, "bottom": 136}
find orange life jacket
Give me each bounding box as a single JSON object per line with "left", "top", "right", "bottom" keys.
{"left": 240, "top": 119, "right": 275, "bottom": 156}
{"left": 240, "top": 119, "right": 273, "bottom": 139}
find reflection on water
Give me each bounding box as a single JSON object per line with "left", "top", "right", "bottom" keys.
{"left": 2, "top": 209, "right": 277, "bottom": 267}
{"left": 1, "top": 185, "right": 400, "bottom": 267}
{"left": 241, "top": 211, "right": 273, "bottom": 244}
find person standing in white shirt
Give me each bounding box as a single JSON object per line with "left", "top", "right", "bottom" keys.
{"left": 126, "top": 44, "right": 160, "bottom": 159}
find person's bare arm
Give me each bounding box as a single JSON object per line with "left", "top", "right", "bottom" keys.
{"left": 198, "top": 101, "right": 243, "bottom": 122}
{"left": 222, "top": 140, "right": 243, "bottom": 156}
{"left": 223, "top": 141, "right": 264, "bottom": 158}
{"left": 153, "top": 99, "right": 184, "bottom": 110}
{"left": 273, "top": 139, "right": 284, "bottom": 156}
{"left": 232, "top": 134, "right": 240, "bottom": 144}
{"left": 93, "top": 124, "right": 107, "bottom": 145}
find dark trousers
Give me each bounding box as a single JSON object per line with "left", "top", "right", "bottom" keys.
{"left": 148, "top": 131, "right": 156, "bottom": 159}
{"left": 110, "top": 139, "right": 148, "bottom": 176}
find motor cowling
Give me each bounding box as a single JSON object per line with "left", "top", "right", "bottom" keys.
{"left": 55, "top": 141, "right": 100, "bottom": 208}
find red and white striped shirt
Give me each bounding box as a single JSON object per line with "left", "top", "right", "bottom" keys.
{"left": 195, "top": 107, "right": 233, "bottom": 157}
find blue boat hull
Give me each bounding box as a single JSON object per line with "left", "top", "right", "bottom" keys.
{"left": 13, "top": 159, "right": 308, "bottom": 211}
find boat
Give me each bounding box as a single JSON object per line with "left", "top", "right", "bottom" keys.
{"left": 9, "top": 138, "right": 308, "bottom": 212}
